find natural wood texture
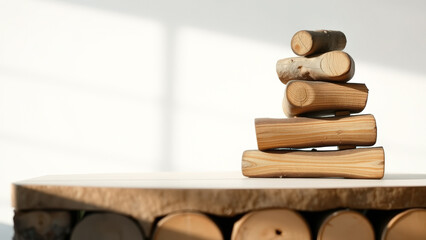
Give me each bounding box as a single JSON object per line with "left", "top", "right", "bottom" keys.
{"left": 152, "top": 212, "right": 223, "bottom": 240}
{"left": 242, "top": 147, "right": 384, "bottom": 179}
{"left": 231, "top": 208, "right": 311, "bottom": 240}
{"left": 12, "top": 173, "right": 426, "bottom": 236}
{"left": 255, "top": 114, "right": 377, "bottom": 150}
{"left": 283, "top": 80, "right": 368, "bottom": 117}
{"left": 381, "top": 209, "right": 426, "bottom": 240}
{"left": 276, "top": 51, "right": 355, "bottom": 84}
{"left": 70, "top": 212, "right": 144, "bottom": 240}
{"left": 291, "top": 30, "right": 347, "bottom": 56}
{"left": 317, "top": 210, "right": 374, "bottom": 240}
{"left": 13, "top": 211, "right": 71, "bottom": 240}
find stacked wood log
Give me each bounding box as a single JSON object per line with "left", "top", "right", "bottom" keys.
{"left": 242, "top": 30, "right": 385, "bottom": 179}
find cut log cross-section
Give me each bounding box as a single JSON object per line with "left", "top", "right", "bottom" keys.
{"left": 231, "top": 208, "right": 311, "bottom": 240}
{"left": 276, "top": 51, "right": 355, "bottom": 84}
{"left": 242, "top": 147, "right": 385, "bottom": 179}
{"left": 70, "top": 213, "right": 145, "bottom": 240}
{"left": 291, "top": 30, "right": 347, "bottom": 56}
{"left": 255, "top": 114, "right": 377, "bottom": 150}
{"left": 283, "top": 80, "right": 368, "bottom": 117}
{"left": 152, "top": 211, "right": 223, "bottom": 240}
{"left": 317, "top": 210, "right": 375, "bottom": 240}
{"left": 381, "top": 209, "right": 426, "bottom": 240}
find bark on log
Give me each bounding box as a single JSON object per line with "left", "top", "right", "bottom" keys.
{"left": 291, "top": 30, "right": 346, "bottom": 56}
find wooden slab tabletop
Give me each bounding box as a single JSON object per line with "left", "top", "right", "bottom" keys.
{"left": 12, "top": 172, "right": 426, "bottom": 235}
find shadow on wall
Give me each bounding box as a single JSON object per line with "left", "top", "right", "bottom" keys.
{"left": 52, "top": 0, "right": 426, "bottom": 74}
{"left": 46, "top": 0, "right": 426, "bottom": 171}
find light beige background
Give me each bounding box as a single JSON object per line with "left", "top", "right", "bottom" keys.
{"left": 1, "top": 0, "right": 425, "bottom": 237}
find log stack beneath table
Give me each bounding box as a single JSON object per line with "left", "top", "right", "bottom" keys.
{"left": 242, "top": 30, "right": 385, "bottom": 179}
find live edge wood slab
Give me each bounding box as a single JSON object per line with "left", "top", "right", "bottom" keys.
{"left": 12, "top": 172, "right": 426, "bottom": 236}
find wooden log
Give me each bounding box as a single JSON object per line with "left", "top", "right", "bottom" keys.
{"left": 13, "top": 211, "right": 72, "bottom": 240}
{"left": 291, "top": 30, "right": 347, "bottom": 56}
{"left": 381, "top": 208, "right": 426, "bottom": 240}
{"left": 283, "top": 80, "right": 368, "bottom": 117}
{"left": 231, "top": 208, "right": 311, "bottom": 240}
{"left": 317, "top": 210, "right": 374, "bottom": 240}
{"left": 255, "top": 114, "right": 377, "bottom": 150}
{"left": 242, "top": 147, "right": 384, "bottom": 179}
{"left": 276, "top": 51, "right": 355, "bottom": 84}
{"left": 152, "top": 211, "right": 223, "bottom": 240}
{"left": 70, "top": 212, "right": 144, "bottom": 240}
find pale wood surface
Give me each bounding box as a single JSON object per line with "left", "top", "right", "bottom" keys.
{"left": 152, "top": 212, "right": 223, "bottom": 240}
{"left": 242, "top": 147, "right": 384, "bottom": 179}
{"left": 231, "top": 208, "right": 311, "bottom": 240}
{"left": 13, "top": 211, "right": 71, "bottom": 240}
{"left": 317, "top": 210, "right": 374, "bottom": 240}
{"left": 283, "top": 80, "right": 368, "bottom": 117}
{"left": 255, "top": 114, "right": 377, "bottom": 150}
{"left": 276, "top": 51, "right": 355, "bottom": 84}
{"left": 291, "top": 30, "right": 346, "bottom": 56}
{"left": 71, "top": 213, "right": 145, "bottom": 240}
{"left": 12, "top": 172, "right": 426, "bottom": 235}
{"left": 381, "top": 209, "right": 426, "bottom": 240}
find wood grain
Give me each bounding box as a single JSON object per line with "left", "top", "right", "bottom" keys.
{"left": 291, "top": 30, "right": 347, "bottom": 56}
{"left": 71, "top": 213, "right": 145, "bottom": 240}
{"left": 381, "top": 209, "right": 426, "bottom": 240}
{"left": 231, "top": 208, "right": 311, "bottom": 240}
{"left": 255, "top": 114, "right": 377, "bottom": 150}
{"left": 12, "top": 173, "right": 426, "bottom": 235}
{"left": 283, "top": 80, "right": 368, "bottom": 117}
{"left": 317, "top": 210, "right": 374, "bottom": 240}
{"left": 276, "top": 51, "right": 355, "bottom": 84}
{"left": 152, "top": 212, "right": 223, "bottom": 240}
{"left": 242, "top": 147, "right": 384, "bottom": 179}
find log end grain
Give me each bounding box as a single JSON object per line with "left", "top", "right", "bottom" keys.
{"left": 152, "top": 212, "right": 223, "bottom": 240}
{"left": 291, "top": 30, "right": 347, "bottom": 56}
{"left": 317, "top": 210, "right": 375, "bottom": 240}
{"left": 291, "top": 30, "right": 314, "bottom": 56}
{"left": 381, "top": 209, "right": 426, "bottom": 240}
{"left": 71, "top": 213, "right": 145, "bottom": 240}
{"left": 283, "top": 80, "right": 368, "bottom": 117}
{"left": 276, "top": 51, "right": 355, "bottom": 84}
{"left": 231, "top": 208, "right": 311, "bottom": 240}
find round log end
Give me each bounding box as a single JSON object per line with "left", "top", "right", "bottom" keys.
{"left": 71, "top": 213, "right": 144, "bottom": 240}
{"left": 152, "top": 212, "right": 223, "bottom": 240}
{"left": 382, "top": 209, "right": 426, "bottom": 240}
{"left": 291, "top": 30, "right": 314, "bottom": 56}
{"left": 231, "top": 208, "right": 311, "bottom": 240}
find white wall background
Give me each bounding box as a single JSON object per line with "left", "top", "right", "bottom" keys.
{"left": 1, "top": 0, "right": 426, "bottom": 237}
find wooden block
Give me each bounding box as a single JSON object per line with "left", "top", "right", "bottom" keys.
{"left": 231, "top": 208, "right": 311, "bottom": 240}
{"left": 276, "top": 51, "right": 355, "bottom": 84}
{"left": 291, "top": 30, "right": 347, "bottom": 56}
{"left": 381, "top": 209, "right": 426, "bottom": 240}
{"left": 283, "top": 80, "right": 368, "bottom": 117}
{"left": 242, "top": 147, "right": 384, "bottom": 179}
{"left": 317, "top": 210, "right": 374, "bottom": 240}
{"left": 255, "top": 114, "right": 377, "bottom": 150}
{"left": 71, "top": 212, "right": 144, "bottom": 240}
{"left": 152, "top": 211, "right": 223, "bottom": 240}
{"left": 13, "top": 210, "right": 71, "bottom": 240}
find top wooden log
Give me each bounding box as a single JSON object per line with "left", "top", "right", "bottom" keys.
{"left": 291, "top": 30, "right": 347, "bottom": 56}
{"left": 276, "top": 51, "right": 355, "bottom": 84}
